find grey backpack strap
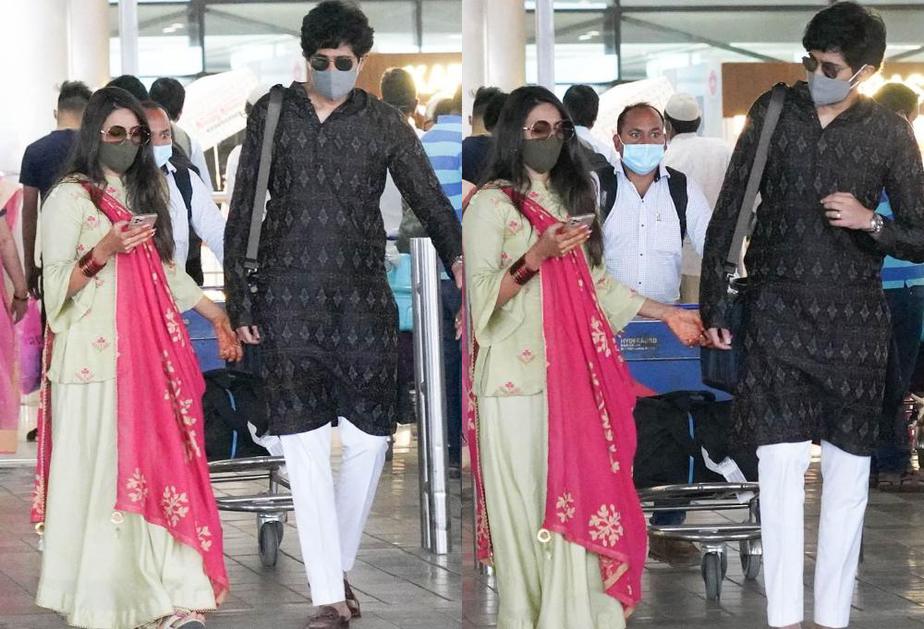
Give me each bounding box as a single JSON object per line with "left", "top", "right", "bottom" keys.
{"left": 244, "top": 86, "right": 284, "bottom": 273}
{"left": 724, "top": 83, "right": 786, "bottom": 275}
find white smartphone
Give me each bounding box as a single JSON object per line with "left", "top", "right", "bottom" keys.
{"left": 567, "top": 213, "right": 596, "bottom": 229}
{"left": 129, "top": 213, "right": 158, "bottom": 229}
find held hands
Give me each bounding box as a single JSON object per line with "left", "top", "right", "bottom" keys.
{"left": 7, "top": 295, "right": 27, "bottom": 323}
{"left": 526, "top": 223, "right": 591, "bottom": 268}
{"left": 821, "top": 192, "right": 874, "bottom": 231}
{"left": 213, "top": 314, "right": 243, "bottom": 362}
{"left": 96, "top": 221, "right": 156, "bottom": 259}
{"left": 663, "top": 308, "right": 708, "bottom": 348}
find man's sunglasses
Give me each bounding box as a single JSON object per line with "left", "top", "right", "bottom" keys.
{"left": 100, "top": 125, "right": 151, "bottom": 146}
{"left": 802, "top": 55, "right": 866, "bottom": 81}
{"left": 523, "top": 119, "right": 576, "bottom": 140}
{"left": 309, "top": 55, "right": 358, "bottom": 72}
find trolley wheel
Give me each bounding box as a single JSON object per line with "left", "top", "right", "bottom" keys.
{"left": 259, "top": 521, "right": 283, "bottom": 567}
{"left": 739, "top": 541, "right": 762, "bottom": 580}
{"left": 701, "top": 552, "right": 727, "bottom": 601}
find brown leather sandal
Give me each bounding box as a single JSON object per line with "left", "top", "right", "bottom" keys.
{"left": 304, "top": 605, "right": 350, "bottom": 629}
{"left": 343, "top": 579, "right": 361, "bottom": 618}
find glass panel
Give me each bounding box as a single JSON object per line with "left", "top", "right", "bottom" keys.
{"left": 422, "top": 0, "right": 463, "bottom": 52}
{"left": 109, "top": 3, "right": 202, "bottom": 78}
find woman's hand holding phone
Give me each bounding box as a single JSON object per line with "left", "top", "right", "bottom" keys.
{"left": 96, "top": 220, "right": 156, "bottom": 259}
{"left": 525, "top": 222, "right": 591, "bottom": 269}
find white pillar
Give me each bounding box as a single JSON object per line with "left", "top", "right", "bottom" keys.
{"left": 119, "top": 0, "right": 140, "bottom": 76}
{"left": 68, "top": 0, "right": 111, "bottom": 88}
{"left": 535, "top": 0, "right": 555, "bottom": 90}
{"left": 0, "top": 0, "right": 69, "bottom": 174}
{"left": 462, "top": 0, "right": 486, "bottom": 134}
{"left": 484, "top": 0, "right": 526, "bottom": 92}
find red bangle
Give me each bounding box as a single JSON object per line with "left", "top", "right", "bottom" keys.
{"left": 79, "top": 249, "right": 106, "bottom": 278}
{"left": 509, "top": 255, "right": 539, "bottom": 286}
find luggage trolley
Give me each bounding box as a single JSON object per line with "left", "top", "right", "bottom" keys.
{"left": 622, "top": 313, "right": 762, "bottom": 601}
{"left": 185, "top": 302, "right": 295, "bottom": 568}
{"left": 638, "top": 482, "right": 762, "bottom": 601}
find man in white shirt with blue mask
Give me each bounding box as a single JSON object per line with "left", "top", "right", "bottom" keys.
{"left": 599, "top": 101, "right": 714, "bottom": 567}
{"left": 600, "top": 102, "right": 712, "bottom": 305}
{"left": 143, "top": 102, "right": 227, "bottom": 285}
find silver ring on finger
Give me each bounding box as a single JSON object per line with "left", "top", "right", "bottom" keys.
{"left": 834, "top": 211, "right": 841, "bottom": 220}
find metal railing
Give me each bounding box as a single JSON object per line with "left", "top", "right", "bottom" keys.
{"left": 410, "top": 237, "right": 451, "bottom": 555}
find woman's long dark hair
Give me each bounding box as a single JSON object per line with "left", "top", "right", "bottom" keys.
{"left": 479, "top": 85, "right": 603, "bottom": 266}
{"left": 58, "top": 86, "right": 174, "bottom": 262}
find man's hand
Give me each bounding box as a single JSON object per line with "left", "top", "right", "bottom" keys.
{"left": 25, "top": 263, "right": 41, "bottom": 299}
{"left": 705, "top": 327, "right": 733, "bottom": 350}
{"left": 821, "top": 192, "right": 875, "bottom": 231}
{"left": 236, "top": 325, "right": 262, "bottom": 345}
{"left": 452, "top": 258, "right": 464, "bottom": 290}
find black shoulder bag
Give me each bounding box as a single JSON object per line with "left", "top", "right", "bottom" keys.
{"left": 700, "top": 84, "right": 786, "bottom": 393}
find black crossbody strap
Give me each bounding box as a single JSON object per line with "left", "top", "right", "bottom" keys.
{"left": 724, "top": 83, "right": 786, "bottom": 274}
{"left": 244, "top": 86, "right": 284, "bottom": 271}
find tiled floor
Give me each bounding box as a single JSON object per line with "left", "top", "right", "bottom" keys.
{"left": 0, "top": 426, "right": 462, "bottom": 629}
{"left": 463, "top": 449, "right": 924, "bottom": 629}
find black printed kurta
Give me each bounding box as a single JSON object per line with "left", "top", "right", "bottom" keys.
{"left": 224, "top": 84, "right": 462, "bottom": 436}
{"left": 700, "top": 81, "right": 924, "bottom": 456}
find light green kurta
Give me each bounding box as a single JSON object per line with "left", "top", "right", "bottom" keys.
{"left": 36, "top": 176, "right": 214, "bottom": 628}
{"left": 463, "top": 181, "right": 641, "bottom": 628}
{"left": 462, "top": 181, "right": 644, "bottom": 398}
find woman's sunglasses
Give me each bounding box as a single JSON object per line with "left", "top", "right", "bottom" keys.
{"left": 100, "top": 125, "right": 151, "bottom": 146}
{"left": 523, "top": 119, "right": 576, "bottom": 140}
{"left": 802, "top": 55, "right": 866, "bottom": 82}
{"left": 309, "top": 55, "right": 358, "bottom": 72}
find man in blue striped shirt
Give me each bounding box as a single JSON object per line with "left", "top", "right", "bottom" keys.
{"left": 420, "top": 88, "right": 464, "bottom": 474}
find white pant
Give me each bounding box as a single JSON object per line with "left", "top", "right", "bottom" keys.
{"left": 281, "top": 418, "right": 389, "bottom": 606}
{"left": 758, "top": 440, "right": 870, "bottom": 628}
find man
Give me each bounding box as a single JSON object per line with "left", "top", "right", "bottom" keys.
{"left": 870, "top": 82, "right": 924, "bottom": 491}
{"left": 701, "top": 4, "right": 924, "bottom": 627}
{"left": 462, "top": 86, "right": 505, "bottom": 184}
{"left": 663, "top": 92, "right": 732, "bottom": 303}
{"left": 600, "top": 102, "right": 712, "bottom": 567}
{"left": 150, "top": 76, "right": 214, "bottom": 191}
{"left": 418, "top": 87, "right": 464, "bottom": 475}
{"left": 223, "top": 3, "right": 462, "bottom": 627}
{"left": 379, "top": 67, "right": 422, "bottom": 239}
{"left": 142, "top": 102, "right": 226, "bottom": 284}
{"left": 602, "top": 103, "right": 712, "bottom": 304}
{"left": 563, "top": 84, "right": 620, "bottom": 167}
{"left": 19, "top": 80, "right": 91, "bottom": 297}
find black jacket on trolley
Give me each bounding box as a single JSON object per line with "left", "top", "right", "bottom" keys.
{"left": 224, "top": 84, "right": 462, "bottom": 437}
{"left": 700, "top": 81, "right": 924, "bottom": 456}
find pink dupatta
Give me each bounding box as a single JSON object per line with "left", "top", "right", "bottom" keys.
{"left": 31, "top": 183, "right": 228, "bottom": 600}
{"left": 463, "top": 186, "right": 647, "bottom": 612}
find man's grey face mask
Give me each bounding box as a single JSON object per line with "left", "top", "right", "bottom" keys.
{"left": 312, "top": 66, "right": 358, "bottom": 101}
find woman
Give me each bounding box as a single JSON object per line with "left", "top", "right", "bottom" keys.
{"left": 0, "top": 182, "right": 28, "bottom": 453}
{"left": 700, "top": 5, "right": 924, "bottom": 628}
{"left": 31, "top": 86, "right": 241, "bottom": 629}
{"left": 463, "top": 85, "right": 705, "bottom": 628}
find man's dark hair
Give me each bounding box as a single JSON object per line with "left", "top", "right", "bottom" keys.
{"left": 380, "top": 67, "right": 417, "bottom": 114}
{"left": 665, "top": 114, "right": 701, "bottom": 135}
{"left": 150, "top": 77, "right": 186, "bottom": 121}
{"left": 802, "top": 2, "right": 886, "bottom": 72}
{"left": 483, "top": 91, "right": 508, "bottom": 132}
{"left": 873, "top": 83, "right": 920, "bottom": 118}
{"left": 616, "top": 102, "right": 664, "bottom": 134}
{"left": 301, "top": 1, "right": 374, "bottom": 59}
{"left": 106, "top": 75, "right": 149, "bottom": 102}
{"left": 57, "top": 81, "right": 92, "bottom": 114}
{"left": 563, "top": 85, "right": 599, "bottom": 128}
{"left": 473, "top": 86, "right": 503, "bottom": 120}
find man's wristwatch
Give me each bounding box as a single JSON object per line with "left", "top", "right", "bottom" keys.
{"left": 868, "top": 213, "right": 884, "bottom": 235}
